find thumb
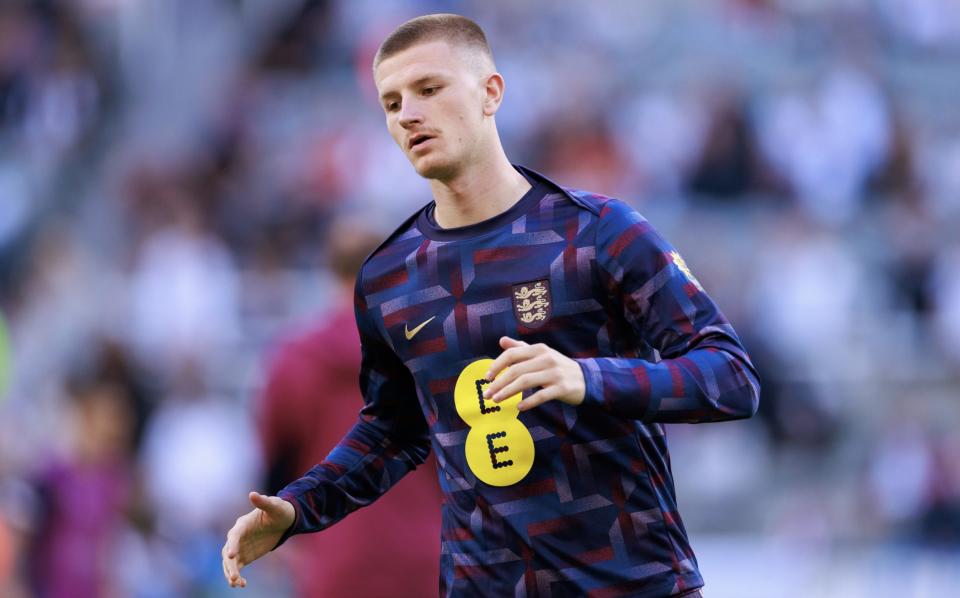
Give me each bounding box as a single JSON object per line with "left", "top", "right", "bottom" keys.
{"left": 500, "top": 336, "right": 527, "bottom": 349}
{"left": 249, "top": 491, "right": 280, "bottom": 512}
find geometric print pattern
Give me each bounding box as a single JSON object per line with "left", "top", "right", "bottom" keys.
{"left": 277, "top": 165, "right": 760, "bottom": 597}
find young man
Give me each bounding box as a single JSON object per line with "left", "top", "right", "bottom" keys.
{"left": 223, "top": 14, "right": 759, "bottom": 597}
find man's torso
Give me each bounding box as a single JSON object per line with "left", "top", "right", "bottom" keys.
{"left": 358, "top": 169, "right": 704, "bottom": 597}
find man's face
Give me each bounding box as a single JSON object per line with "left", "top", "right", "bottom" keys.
{"left": 374, "top": 40, "right": 488, "bottom": 181}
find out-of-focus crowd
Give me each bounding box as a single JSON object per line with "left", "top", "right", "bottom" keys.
{"left": 0, "top": 0, "right": 958, "bottom": 596}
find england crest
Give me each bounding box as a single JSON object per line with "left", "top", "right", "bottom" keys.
{"left": 512, "top": 279, "right": 551, "bottom": 329}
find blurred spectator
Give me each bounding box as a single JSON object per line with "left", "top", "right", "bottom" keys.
{"left": 868, "top": 108, "right": 920, "bottom": 200}
{"left": 5, "top": 224, "right": 119, "bottom": 415}
{"left": 140, "top": 359, "right": 261, "bottom": 590}
{"left": 538, "top": 114, "right": 631, "bottom": 197}
{"left": 613, "top": 89, "right": 707, "bottom": 199}
{"left": 757, "top": 65, "right": 891, "bottom": 225}
{"left": 87, "top": 338, "right": 156, "bottom": 456}
{"left": 883, "top": 197, "right": 938, "bottom": 318}
{"left": 922, "top": 432, "right": 960, "bottom": 545}
{"left": 0, "top": 2, "right": 102, "bottom": 158}
{"left": 865, "top": 417, "right": 936, "bottom": 534}
{"left": 259, "top": 217, "right": 441, "bottom": 598}
{"left": 930, "top": 242, "right": 960, "bottom": 364}
{"left": 686, "top": 89, "right": 766, "bottom": 199}
{"left": 128, "top": 195, "right": 242, "bottom": 373}
{"left": 749, "top": 217, "right": 868, "bottom": 378}
{"left": 252, "top": 0, "right": 335, "bottom": 74}
{"left": 27, "top": 379, "right": 135, "bottom": 598}
{"left": 0, "top": 511, "right": 14, "bottom": 596}
{"left": 877, "top": 0, "right": 960, "bottom": 48}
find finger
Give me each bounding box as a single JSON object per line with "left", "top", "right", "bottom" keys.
{"left": 224, "top": 529, "right": 239, "bottom": 559}
{"left": 517, "top": 387, "right": 558, "bottom": 412}
{"left": 492, "top": 371, "right": 552, "bottom": 403}
{"left": 249, "top": 491, "right": 268, "bottom": 509}
{"left": 484, "top": 344, "right": 530, "bottom": 382}
{"left": 229, "top": 557, "right": 248, "bottom": 588}
{"left": 223, "top": 556, "right": 245, "bottom": 588}
{"left": 483, "top": 356, "right": 547, "bottom": 400}
{"left": 223, "top": 553, "right": 241, "bottom": 586}
{"left": 223, "top": 535, "right": 241, "bottom": 571}
{"left": 499, "top": 336, "right": 527, "bottom": 350}
{"left": 485, "top": 343, "right": 536, "bottom": 381}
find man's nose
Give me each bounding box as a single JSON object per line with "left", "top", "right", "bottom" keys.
{"left": 398, "top": 99, "right": 423, "bottom": 128}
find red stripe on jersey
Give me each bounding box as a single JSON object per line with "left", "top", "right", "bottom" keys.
{"left": 409, "top": 336, "right": 447, "bottom": 358}
{"left": 577, "top": 546, "right": 615, "bottom": 565}
{"left": 382, "top": 305, "right": 426, "bottom": 328}
{"left": 668, "top": 363, "right": 684, "bottom": 397}
{"left": 454, "top": 564, "right": 493, "bottom": 580}
{"left": 416, "top": 238, "right": 430, "bottom": 269}
{"left": 443, "top": 527, "right": 473, "bottom": 541}
{"left": 631, "top": 366, "right": 651, "bottom": 402}
{"left": 527, "top": 516, "right": 571, "bottom": 537}
{"left": 429, "top": 377, "right": 456, "bottom": 395}
{"left": 607, "top": 225, "right": 641, "bottom": 259}
{"left": 366, "top": 266, "right": 408, "bottom": 293}
{"left": 473, "top": 246, "right": 528, "bottom": 263}
{"left": 514, "top": 477, "right": 556, "bottom": 499}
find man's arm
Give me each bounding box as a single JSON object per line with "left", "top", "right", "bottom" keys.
{"left": 222, "top": 277, "right": 430, "bottom": 587}
{"left": 576, "top": 199, "right": 759, "bottom": 423}
{"left": 273, "top": 279, "right": 431, "bottom": 541}
{"left": 484, "top": 199, "right": 759, "bottom": 423}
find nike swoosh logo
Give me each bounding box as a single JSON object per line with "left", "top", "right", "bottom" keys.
{"left": 404, "top": 316, "right": 436, "bottom": 340}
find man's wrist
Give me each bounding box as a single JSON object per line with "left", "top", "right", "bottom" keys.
{"left": 271, "top": 494, "right": 300, "bottom": 550}
{"left": 574, "top": 358, "right": 603, "bottom": 409}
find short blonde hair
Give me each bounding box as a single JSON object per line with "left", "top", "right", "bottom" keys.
{"left": 373, "top": 13, "right": 495, "bottom": 71}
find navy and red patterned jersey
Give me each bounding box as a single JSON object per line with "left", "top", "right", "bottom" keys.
{"left": 278, "top": 165, "right": 760, "bottom": 597}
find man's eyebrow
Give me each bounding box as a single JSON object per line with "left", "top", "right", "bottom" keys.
{"left": 379, "top": 75, "right": 447, "bottom": 100}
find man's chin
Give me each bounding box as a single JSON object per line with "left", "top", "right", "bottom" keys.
{"left": 413, "top": 158, "right": 459, "bottom": 182}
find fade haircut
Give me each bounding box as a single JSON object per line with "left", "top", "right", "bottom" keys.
{"left": 373, "top": 14, "right": 495, "bottom": 72}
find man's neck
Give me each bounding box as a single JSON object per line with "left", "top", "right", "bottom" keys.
{"left": 429, "top": 151, "right": 532, "bottom": 229}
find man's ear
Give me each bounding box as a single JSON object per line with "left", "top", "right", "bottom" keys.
{"left": 482, "top": 72, "right": 505, "bottom": 117}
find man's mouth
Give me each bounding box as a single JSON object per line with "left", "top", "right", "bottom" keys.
{"left": 408, "top": 134, "right": 434, "bottom": 150}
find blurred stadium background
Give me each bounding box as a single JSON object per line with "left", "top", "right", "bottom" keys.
{"left": 1, "top": 0, "right": 959, "bottom": 596}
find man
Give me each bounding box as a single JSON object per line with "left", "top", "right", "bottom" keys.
{"left": 223, "top": 14, "right": 759, "bottom": 597}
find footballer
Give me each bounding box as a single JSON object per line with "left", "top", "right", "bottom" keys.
{"left": 223, "top": 13, "right": 759, "bottom": 598}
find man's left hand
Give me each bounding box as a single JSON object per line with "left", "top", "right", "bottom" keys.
{"left": 483, "top": 336, "right": 585, "bottom": 412}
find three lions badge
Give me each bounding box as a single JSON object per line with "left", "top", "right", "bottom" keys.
{"left": 512, "top": 280, "right": 551, "bottom": 329}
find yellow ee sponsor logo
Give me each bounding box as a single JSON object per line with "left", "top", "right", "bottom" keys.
{"left": 453, "top": 359, "right": 534, "bottom": 487}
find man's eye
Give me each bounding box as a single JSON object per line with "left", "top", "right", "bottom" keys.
{"left": 422, "top": 86, "right": 438, "bottom": 96}
{"left": 386, "top": 101, "right": 400, "bottom": 111}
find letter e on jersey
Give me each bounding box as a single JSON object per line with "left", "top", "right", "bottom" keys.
{"left": 454, "top": 359, "right": 534, "bottom": 486}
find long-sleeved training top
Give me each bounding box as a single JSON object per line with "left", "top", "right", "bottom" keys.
{"left": 277, "top": 165, "right": 760, "bottom": 597}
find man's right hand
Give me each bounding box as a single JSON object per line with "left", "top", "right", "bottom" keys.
{"left": 221, "top": 491, "right": 296, "bottom": 588}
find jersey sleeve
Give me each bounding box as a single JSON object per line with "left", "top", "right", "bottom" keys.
{"left": 274, "top": 275, "right": 431, "bottom": 545}
{"left": 576, "top": 199, "right": 760, "bottom": 423}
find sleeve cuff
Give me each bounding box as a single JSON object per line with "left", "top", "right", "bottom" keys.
{"left": 575, "top": 357, "right": 656, "bottom": 420}
{"left": 576, "top": 358, "right": 606, "bottom": 410}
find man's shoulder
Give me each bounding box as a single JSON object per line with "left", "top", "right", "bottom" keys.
{"left": 561, "top": 186, "right": 615, "bottom": 213}
{"left": 558, "top": 185, "right": 648, "bottom": 232}
{"left": 517, "top": 165, "right": 640, "bottom": 224}
{"left": 564, "top": 187, "right": 637, "bottom": 220}
{"left": 357, "top": 203, "right": 429, "bottom": 278}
